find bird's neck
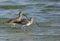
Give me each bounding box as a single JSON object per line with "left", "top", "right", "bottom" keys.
{"left": 30, "top": 19, "right": 33, "bottom": 23}
{"left": 19, "top": 15, "right": 22, "bottom": 18}
{"left": 17, "top": 15, "right": 22, "bottom": 20}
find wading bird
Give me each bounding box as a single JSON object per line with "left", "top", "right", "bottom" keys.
{"left": 4, "top": 11, "right": 27, "bottom": 27}
{"left": 15, "top": 17, "right": 33, "bottom": 31}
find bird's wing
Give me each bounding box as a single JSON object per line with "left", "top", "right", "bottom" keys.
{"left": 20, "top": 19, "right": 29, "bottom": 25}
{"left": 7, "top": 18, "right": 17, "bottom": 23}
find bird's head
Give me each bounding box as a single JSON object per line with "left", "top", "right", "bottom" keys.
{"left": 30, "top": 17, "right": 33, "bottom": 21}
{"left": 18, "top": 11, "right": 28, "bottom": 18}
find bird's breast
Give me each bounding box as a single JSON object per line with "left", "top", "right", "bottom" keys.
{"left": 26, "top": 22, "right": 32, "bottom": 26}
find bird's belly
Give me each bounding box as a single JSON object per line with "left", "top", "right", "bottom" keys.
{"left": 26, "top": 22, "right": 32, "bottom": 26}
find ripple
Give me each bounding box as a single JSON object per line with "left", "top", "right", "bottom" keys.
{"left": 0, "top": 0, "right": 60, "bottom": 41}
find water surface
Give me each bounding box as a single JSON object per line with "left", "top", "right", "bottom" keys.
{"left": 0, "top": 0, "right": 60, "bottom": 41}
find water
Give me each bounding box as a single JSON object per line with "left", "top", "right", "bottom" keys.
{"left": 0, "top": 0, "right": 60, "bottom": 41}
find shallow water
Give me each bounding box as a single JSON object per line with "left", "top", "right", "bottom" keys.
{"left": 0, "top": 0, "right": 60, "bottom": 41}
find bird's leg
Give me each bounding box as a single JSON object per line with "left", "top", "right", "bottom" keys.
{"left": 23, "top": 27, "right": 26, "bottom": 32}
{"left": 22, "top": 25, "right": 26, "bottom": 32}
{"left": 12, "top": 23, "right": 15, "bottom": 27}
{"left": 27, "top": 26, "right": 32, "bottom": 32}
{"left": 11, "top": 23, "right": 16, "bottom": 29}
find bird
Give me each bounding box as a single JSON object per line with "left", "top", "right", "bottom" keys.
{"left": 20, "top": 17, "right": 33, "bottom": 26}
{"left": 15, "top": 17, "right": 33, "bottom": 31}
{"left": 4, "top": 11, "right": 27, "bottom": 27}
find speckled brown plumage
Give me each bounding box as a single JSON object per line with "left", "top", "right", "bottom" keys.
{"left": 14, "top": 17, "right": 33, "bottom": 26}
{"left": 6, "top": 11, "right": 24, "bottom": 23}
